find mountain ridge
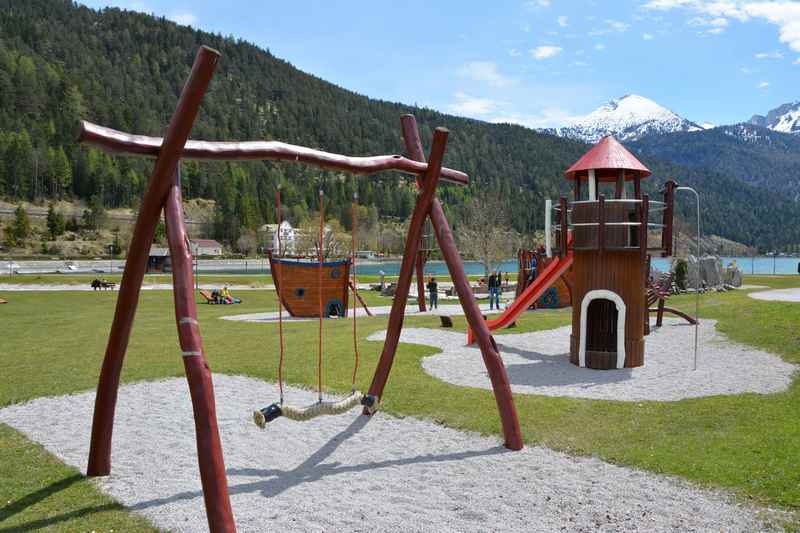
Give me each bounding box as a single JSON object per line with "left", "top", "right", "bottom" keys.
{"left": 551, "top": 94, "right": 702, "bottom": 143}
{"left": 0, "top": 0, "right": 799, "bottom": 251}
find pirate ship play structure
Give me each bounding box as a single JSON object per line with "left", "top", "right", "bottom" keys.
{"left": 268, "top": 252, "right": 351, "bottom": 318}
{"left": 79, "top": 46, "right": 523, "bottom": 533}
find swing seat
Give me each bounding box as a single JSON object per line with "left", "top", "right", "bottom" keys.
{"left": 253, "top": 393, "right": 378, "bottom": 427}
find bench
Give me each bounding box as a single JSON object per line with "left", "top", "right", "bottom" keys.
{"left": 439, "top": 315, "right": 453, "bottom": 328}
{"left": 91, "top": 279, "right": 116, "bottom": 290}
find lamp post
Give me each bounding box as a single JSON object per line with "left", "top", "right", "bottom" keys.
{"left": 107, "top": 243, "right": 114, "bottom": 274}
{"left": 675, "top": 186, "right": 700, "bottom": 371}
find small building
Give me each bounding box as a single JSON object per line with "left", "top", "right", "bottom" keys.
{"left": 148, "top": 246, "right": 171, "bottom": 273}
{"left": 259, "top": 221, "right": 297, "bottom": 254}
{"left": 190, "top": 239, "right": 223, "bottom": 257}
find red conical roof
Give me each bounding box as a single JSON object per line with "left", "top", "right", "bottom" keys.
{"left": 565, "top": 135, "right": 651, "bottom": 182}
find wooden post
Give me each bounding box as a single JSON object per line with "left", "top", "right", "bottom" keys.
{"left": 366, "top": 128, "right": 448, "bottom": 410}
{"left": 641, "top": 193, "right": 649, "bottom": 264}
{"left": 559, "top": 197, "right": 568, "bottom": 259}
{"left": 164, "top": 168, "right": 235, "bottom": 532}
{"left": 662, "top": 180, "right": 676, "bottom": 257}
{"left": 634, "top": 175, "right": 641, "bottom": 200}
{"left": 574, "top": 177, "right": 581, "bottom": 201}
{"left": 598, "top": 194, "right": 605, "bottom": 253}
{"left": 397, "top": 114, "right": 522, "bottom": 451}
{"left": 615, "top": 170, "right": 624, "bottom": 199}
{"left": 87, "top": 46, "right": 220, "bottom": 479}
{"left": 416, "top": 248, "right": 427, "bottom": 311}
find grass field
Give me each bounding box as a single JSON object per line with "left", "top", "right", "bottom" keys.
{"left": 1, "top": 276, "right": 799, "bottom": 531}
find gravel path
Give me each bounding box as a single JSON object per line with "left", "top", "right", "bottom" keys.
{"left": 0, "top": 375, "right": 780, "bottom": 532}
{"left": 368, "top": 319, "right": 796, "bottom": 401}
{"left": 221, "top": 303, "right": 506, "bottom": 322}
{"left": 749, "top": 288, "right": 800, "bottom": 302}
{"left": 0, "top": 283, "right": 274, "bottom": 292}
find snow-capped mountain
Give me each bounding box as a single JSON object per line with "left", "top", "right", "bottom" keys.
{"left": 749, "top": 102, "right": 800, "bottom": 135}
{"left": 555, "top": 94, "right": 703, "bottom": 143}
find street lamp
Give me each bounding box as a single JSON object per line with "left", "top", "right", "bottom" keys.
{"left": 675, "top": 186, "right": 700, "bottom": 371}
{"left": 107, "top": 243, "right": 114, "bottom": 274}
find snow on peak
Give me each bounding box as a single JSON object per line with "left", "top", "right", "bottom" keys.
{"left": 700, "top": 122, "right": 715, "bottom": 130}
{"left": 556, "top": 94, "right": 702, "bottom": 143}
{"left": 749, "top": 102, "right": 800, "bottom": 135}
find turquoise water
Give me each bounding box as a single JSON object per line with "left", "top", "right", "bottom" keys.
{"left": 252, "top": 256, "right": 800, "bottom": 277}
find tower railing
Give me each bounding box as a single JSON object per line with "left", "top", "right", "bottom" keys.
{"left": 551, "top": 181, "right": 677, "bottom": 257}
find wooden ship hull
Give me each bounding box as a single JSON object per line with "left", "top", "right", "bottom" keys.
{"left": 268, "top": 253, "right": 351, "bottom": 318}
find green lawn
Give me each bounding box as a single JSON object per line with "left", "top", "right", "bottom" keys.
{"left": 1, "top": 276, "right": 799, "bottom": 531}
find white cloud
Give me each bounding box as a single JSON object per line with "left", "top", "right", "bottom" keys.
{"left": 491, "top": 107, "right": 582, "bottom": 128}
{"left": 758, "top": 81, "right": 770, "bottom": 88}
{"left": 570, "top": 60, "right": 590, "bottom": 67}
{"left": 508, "top": 48, "right": 522, "bottom": 57}
{"left": 795, "top": 57, "right": 800, "bottom": 64}
{"left": 558, "top": 15, "right": 569, "bottom": 27}
{"left": 605, "top": 19, "right": 631, "bottom": 31}
{"left": 687, "top": 15, "right": 728, "bottom": 26}
{"left": 525, "top": 0, "right": 551, "bottom": 8}
{"left": 707, "top": 27, "right": 725, "bottom": 33}
{"left": 643, "top": 1, "right": 800, "bottom": 52}
{"left": 458, "top": 62, "right": 513, "bottom": 87}
{"left": 740, "top": 66, "right": 757, "bottom": 73}
{"left": 448, "top": 92, "right": 499, "bottom": 116}
{"left": 169, "top": 11, "right": 197, "bottom": 26}
{"left": 755, "top": 50, "right": 784, "bottom": 59}
{"left": 594, "top": 43, "right": 606, "bottom": 50}
{"left": 642, "top": 32, "right": 655, "bottom": 39}
{"left": 530, "top": 45, "right": 563, "bottom": 59}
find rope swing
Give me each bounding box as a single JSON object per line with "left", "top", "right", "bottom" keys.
{"left": 254, "top": 183, "right": 377, "bottom": 428}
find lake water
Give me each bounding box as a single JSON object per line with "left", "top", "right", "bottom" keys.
{"left": 7, "top": 256, "right": 799, "bottom": 276}
{"left": 349, "top": 256, "right": 799, "bottom": 277}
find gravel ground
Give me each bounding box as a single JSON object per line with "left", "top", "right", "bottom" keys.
{"left": 0, "top": 283, "right": 274, "bottom": 292}
{"left": 221, "top": 303, "right": 505, "bottom": 323}
{"left": 368, "top": 318, "right": 796, "bottom": 401}
{"left": 0, "top": 375, "right": 781, "bottom": 532}
{"left": 749, "top": 288, "right": 800, "bottom": 302}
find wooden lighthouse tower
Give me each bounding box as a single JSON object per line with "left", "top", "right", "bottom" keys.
{"left": 559, "top": 136, "right": 675, "bottom": 369}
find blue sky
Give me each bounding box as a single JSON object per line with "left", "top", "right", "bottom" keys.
{"left": 79, "top": 0, "right": 800, "bottom": 128}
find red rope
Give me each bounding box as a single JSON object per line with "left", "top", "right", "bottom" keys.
{"left": 317, "top": 189, "right": 324, "bottom": 402}
{"left": 275, "top": 186, "right": 285, "bottom": 403}
{"left": 350, "top": 192, "right": 360, "bottom": 391}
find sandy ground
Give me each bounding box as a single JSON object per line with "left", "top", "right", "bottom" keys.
{"left": 0, "top": 375, "right": 782, "bottom": 532}
{"left": 221, "top": 303, "right": 509, "bottom": 322}
{"left": 368, "top": 318, "right": 796, "bottom": 401}
{"left": 748, "top": 287, "right": 800, "bottom": 302}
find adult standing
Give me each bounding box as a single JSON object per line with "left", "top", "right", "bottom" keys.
{"left": 488, "top": 270, "right": 501, "bottom": 310}
{"left": 426, "top": 276, "right": 438, "bottom": 309}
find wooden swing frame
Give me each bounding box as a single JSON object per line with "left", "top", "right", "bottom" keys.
{"left": 81, "top": 46, "right": 522, "bottom": 533}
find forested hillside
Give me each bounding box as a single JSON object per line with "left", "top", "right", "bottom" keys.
{"left": 630, "top": 124, "right": 800, "bottom": 201}
{"left": 0, "top": 0, "right": 798, "bottom": 250}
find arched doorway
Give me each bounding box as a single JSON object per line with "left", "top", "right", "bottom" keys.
{"left": 578, "top": 290, "right": 626, "bottom": 369}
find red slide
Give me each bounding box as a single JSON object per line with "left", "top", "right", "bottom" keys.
{"left": 467, "top": 251, "right": 574, "bottom": 344}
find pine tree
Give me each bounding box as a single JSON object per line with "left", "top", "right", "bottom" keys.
{"left": 46, "top": 203, "right": 65, "bottom": 240}
{"left": 11, "top": 204, "right": 31, "bottom": 246}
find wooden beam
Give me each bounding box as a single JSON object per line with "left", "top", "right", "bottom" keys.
{"left": 87, "top": 45, "right": 220, "bottom": 478}
{"left": 165, "top": 168, "right": 235, "bottom": 532}
{"left": 396, "top": 114, "right": 523, "bottom": 451}
{"left": 79, "top": 120, "right": 469, "bottom": 186}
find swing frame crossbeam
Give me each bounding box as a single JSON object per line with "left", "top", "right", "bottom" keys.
{"left": 81, "top": 46, "right": 522, "bottom": 533}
